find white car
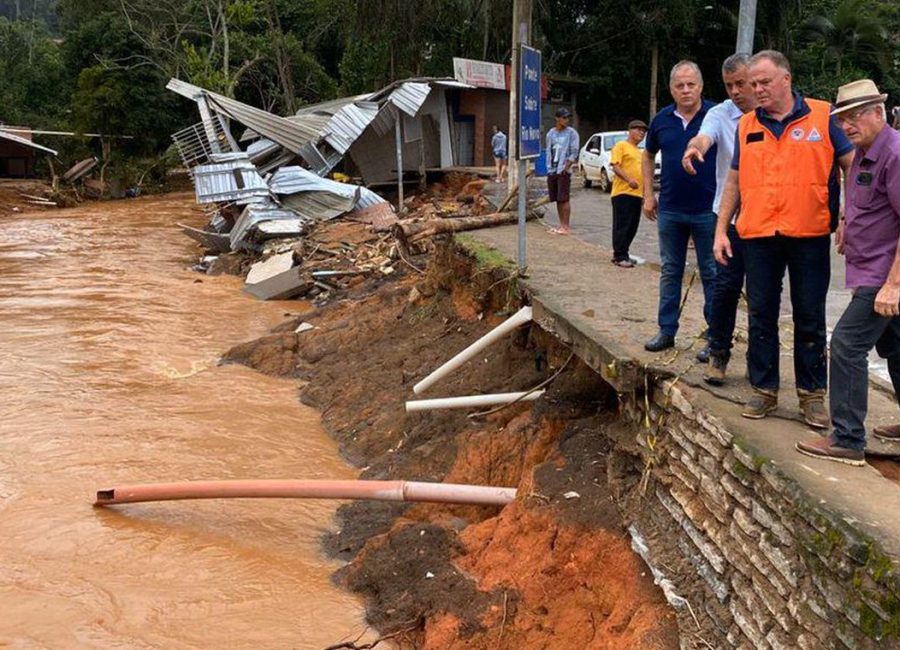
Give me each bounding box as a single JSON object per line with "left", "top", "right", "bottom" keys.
{"left": 578, "top": 131, "right": 661, "bottom": 192}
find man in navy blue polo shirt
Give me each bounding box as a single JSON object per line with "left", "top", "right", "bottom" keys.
{"left": 642, "top": 60, "right": 718, "bottom": 352}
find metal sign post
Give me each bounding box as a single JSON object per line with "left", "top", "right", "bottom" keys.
{"left": 517, "top": 44, "right": 541, "bottom": 272}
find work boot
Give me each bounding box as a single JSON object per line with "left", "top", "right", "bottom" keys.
{"left": 645, "top": 332, "right": 675, "bottom": 352}
{"left": 798, "top": 389, "right": 829, "bottom": 430}
{"left": 742, "top": 388, "right": 777, "bottom": 419}
{"left": 703, "top": 355, "right": 728, "bottom": 386}
{"left": 873, "top": 424, "right": 900, "bottom": 442}
{"left": 795, "top": 436, "right": 865, "bottom": 467}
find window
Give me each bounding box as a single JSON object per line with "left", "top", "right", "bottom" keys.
{"left": 604, "top": 133, "right": 628, "bottom": 150}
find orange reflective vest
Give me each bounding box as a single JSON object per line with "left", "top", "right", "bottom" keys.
{"left": 736, "top": 98, "right": 834, "bottom": 239}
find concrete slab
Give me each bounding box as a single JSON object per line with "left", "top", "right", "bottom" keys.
{"left": 466, "top": 222, "right": 900, "bottom": 559}
{"left": 244, "top": 251, "right": 306, "bottom": 300}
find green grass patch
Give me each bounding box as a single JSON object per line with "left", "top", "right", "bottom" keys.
{"left": 454, "top": 234, "right": 516, "bottom": 270}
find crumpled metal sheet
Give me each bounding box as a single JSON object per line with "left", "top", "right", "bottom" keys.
{"left": 230, "top": 200, "right": 310, "bottom": 250}
{"left": 280, "top": 190, "right": 358, "bottom": 222}
{"left": 269, "top": 166, "right": 387, "bottom": 213}
{"left": 193, "top": 157, "right": 269, "bottom": 204}
{"left": 323, "top": 101, "right": 380, "bottom": 154}
{"left": 167, "top": 79, "right": 324, "bottom": 156}
{"left": 388, "top": 81, "right": 432, "bottom": 117}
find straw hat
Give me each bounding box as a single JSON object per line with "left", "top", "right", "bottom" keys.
{"left": 831, "top": 79, "right": 888, "bottom": 116}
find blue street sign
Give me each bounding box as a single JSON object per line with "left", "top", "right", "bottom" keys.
{"left": 518, "top": 45, "right": 542, "bottom": 160}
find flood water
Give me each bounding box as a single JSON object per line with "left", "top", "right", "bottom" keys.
{"left": 0, "top": 193, "right": 377, "bottom": 648}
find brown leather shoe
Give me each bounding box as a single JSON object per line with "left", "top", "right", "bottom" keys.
{"left": 798, "top": 389, "right": 829, "bottom": 430}
{"left": 873, "top": 424, "right": 900, "bottom": 442}
{"left": 742, "top": 389, "right": 777, "bottom": 419}
{"left": 795, "top": 436, "right": 865, "bottom": 466}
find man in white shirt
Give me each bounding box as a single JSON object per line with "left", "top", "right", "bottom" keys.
{"left": 682, "top": 53, "right": 757, "bottom": 384}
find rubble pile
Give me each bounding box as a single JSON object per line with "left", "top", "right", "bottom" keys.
{"left": 192, "top": 172, "right": 506, "bottom": 305}
{"left": 167, "top": 75, "right": 544, "bottom": 303}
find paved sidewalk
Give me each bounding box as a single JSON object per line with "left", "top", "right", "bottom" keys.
{"left": 484, "top": 175, "right": 893, "bottom": 382}
{"left": 467, "top": 220, "right": 900, "bottom": 559}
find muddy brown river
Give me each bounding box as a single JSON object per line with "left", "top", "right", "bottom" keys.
{"left": 0, "top": 194, "right": 377, "bottom": 648}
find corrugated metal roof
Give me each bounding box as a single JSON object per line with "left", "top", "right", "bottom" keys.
{"left": 0, "top": 130, "right": 57, "bottom": 156}
{"left": 370, "top": 103, "right": 398, "bottom": 137}
{"left": 357, "top": 186, "right": 387, "bottom": 209}
{"left": 389, "top": 82, "right": 432, "bottom": 117}
{"left": 193, "top": 157, "right": 269, "bottom": 204}
{"left": 280, "top": 191, "right": 358, "bottom": 222}
{"left": 205, "top": 93, "right": 321, "bottom": 155}
{"left": 168, "top": 78, "right": 324, "bottom": 156}
{"left": 166, "top": 78, "right": 203, "bottom": 100}
{"left": 269, "top": 166, "right": 386, "bottom": 208}
{"left": 268, "top": 165, "right": 350, "bottom": 197}
{"left": 268, "top": 166, "right": 391, "bottom": 221}
{"left": 323, "top": 101, "right": 380, "bottom": 154}
{"left": 230, "top": 200, "right": 309, "bottom": 249}
{"left": 296, "top": 93, "right": 372, "bottom": 116}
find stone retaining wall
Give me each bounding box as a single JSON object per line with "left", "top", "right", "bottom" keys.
{"left": 617, "top": 378, "right": 900, "bottom": 649}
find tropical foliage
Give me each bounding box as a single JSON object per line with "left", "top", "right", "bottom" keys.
{"left": 0, "top": 0, "right": 897, "bottom": 171}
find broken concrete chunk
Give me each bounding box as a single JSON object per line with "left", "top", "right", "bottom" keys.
{"left": 244, "top": 251, "right": 307, "bottom": 300}
{"left": 245, "top": 251, "right": 294, "bottom": 285}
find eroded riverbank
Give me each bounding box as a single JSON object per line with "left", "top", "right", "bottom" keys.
{"left": 0, "top": 193, "right": 378, "bottom": 648}
{"left": 224, "top": 242, "right": 683, "bottom": 648}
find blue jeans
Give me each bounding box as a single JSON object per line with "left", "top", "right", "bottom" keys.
{"left": 830, "top": 287, "right": 900, "bottom": 451}
{"left": 708, "top": 224, "right": 745, "bottom": 361}
{"left": 742, "top": 234, "right": 830, "bottom": 392}
{"left": 656, "top": 210, "right": 717, "bottom": 337}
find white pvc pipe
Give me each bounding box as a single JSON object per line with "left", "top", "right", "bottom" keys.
{"left": 94, "top": 479, "right": 516, "bottom": 507}
{"left": 413, "top": 306, "right": 533, "bottom": 395}
{"left": 406, "top": 389, "right": 545, "bottom": 412}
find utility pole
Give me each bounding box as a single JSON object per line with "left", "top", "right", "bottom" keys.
{"left": 507, "top": 0, "right": 532, "bottom": 192}
{"left": 736, "top": 0, "right": 757, "bottom": 55}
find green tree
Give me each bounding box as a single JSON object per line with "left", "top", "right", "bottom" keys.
{"left": 0, "top": 17, "right": 67, "bottom": 126}
{"left": 796, "top": 0, "right": 889, "bottom": 76}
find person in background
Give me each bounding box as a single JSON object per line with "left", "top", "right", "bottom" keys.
{"left": 682, "top": 53, "right": 758, "bottom": 376}
{"left": 546, "top": 107, "right": 580, "bottom": 235}
{"left": 642, "top": 60, "right": 718, "bottom": 352}
{"left": 609, "top": 119, "right": 648, "bottom": 268}
{"left": 491, "top": 125, "right": 508, "bottom": 183}
{"left": 796, "top": 80, "right": 900, "bottom": 465}
{"left": 713, "top": 50, "right": 854, "bottom": 426}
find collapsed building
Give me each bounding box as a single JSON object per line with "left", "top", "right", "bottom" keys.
{"left": 167, "top": 76, "right": 489, "bottom": 299}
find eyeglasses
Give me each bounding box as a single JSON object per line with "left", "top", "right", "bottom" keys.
{"left": 835, "top": 106, "right": 875, "bottom": 126}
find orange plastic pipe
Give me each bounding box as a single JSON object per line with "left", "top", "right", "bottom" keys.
{"left": 94, "top": 479, "right": 517, "bottom": 507}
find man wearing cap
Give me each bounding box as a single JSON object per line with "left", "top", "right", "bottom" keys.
{"left": 714, "top": 50, "right": 854, "bottom": 426}
{"left": 797, "top": 80, "right": 900, "bottom": 465}
{"left": 545, "top": 108, "right": 580, "bottom": 234}
{"left": 643, "top": 60, "right": 719, "bottom": 352}
{"left": 682, "top": 53, "right": 757, "bottom": 378}
{"left": 609, "top": 119, "right": 648, "bottom": 267}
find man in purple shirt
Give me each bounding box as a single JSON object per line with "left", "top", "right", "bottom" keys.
{"left": 797, "top": 80, "right": 900, "bottom": 466}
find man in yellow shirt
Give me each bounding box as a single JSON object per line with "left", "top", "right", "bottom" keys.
{"left": 609, "top": 119, "right": 648, "bottom": 267}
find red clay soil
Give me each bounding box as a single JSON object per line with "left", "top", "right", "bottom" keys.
{"left": 222, "top": 241, "right": 680, "bottom": 649}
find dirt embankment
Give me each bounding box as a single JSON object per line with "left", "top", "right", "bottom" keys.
{"left": 222, "top": 242, "right": 681, "bottom": 649}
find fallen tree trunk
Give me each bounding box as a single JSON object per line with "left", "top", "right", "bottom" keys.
{"left": 393, "top": 197, "right": 548, "bottom": 242}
